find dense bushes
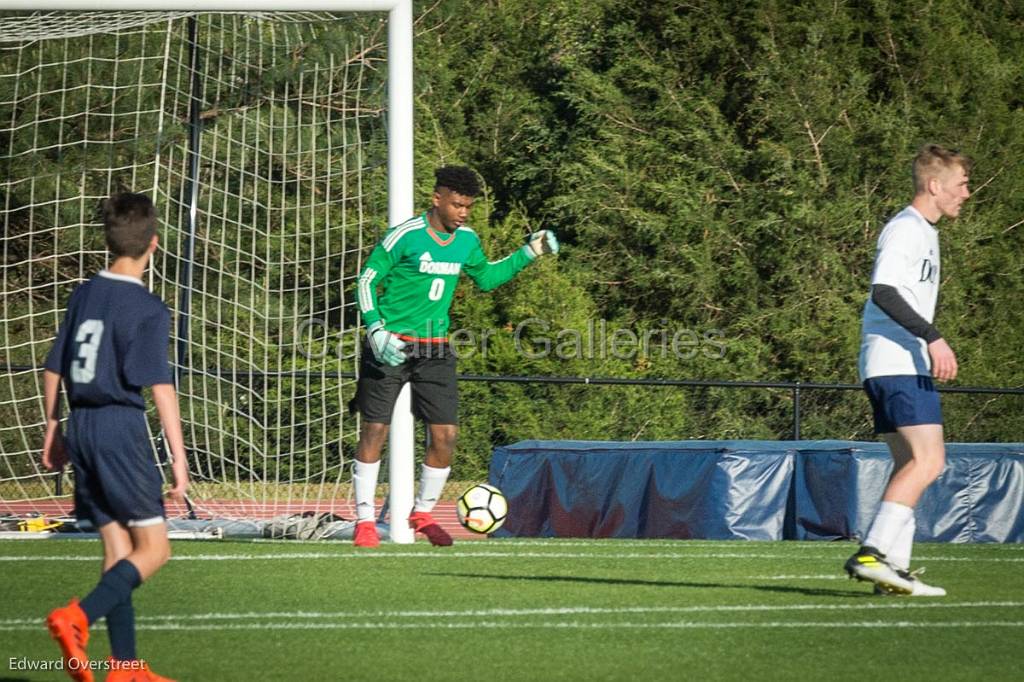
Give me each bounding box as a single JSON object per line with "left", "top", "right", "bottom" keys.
{"left": 408, "top": 0, "right": 1024, "bottom": 467}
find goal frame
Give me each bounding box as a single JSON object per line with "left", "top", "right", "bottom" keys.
{"left": 6, "top": 1, "right": 418, "bottom": 543}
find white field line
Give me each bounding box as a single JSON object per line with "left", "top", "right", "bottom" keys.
{"left": 755, "top": 574, "right": 845, "bottom": 580}
{"left": 249, "top": 537, "right": 1024, "bottom": 550}
{"left": 481, "top": 540, "right": 1024, "bottom": 552}
{"left": 2, "top": 620, "right": 1023, "bottom": 632}
{"left": 3, "top": 601, "right": 1021, "bottom": 627}
{"left": 138, "top": 620, "right": 1024, "bottom": 631}
{"left": 248, "top": 538, "right": 816, "bottom": 547}
{"left": 1, "top": 551, "right": 1022, "bottom": 562}
{"left": 6, "top": 535, "right": 1023, "bottom": 552}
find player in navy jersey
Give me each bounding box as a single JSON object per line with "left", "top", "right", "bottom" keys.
{"left": 844, "top": 145, "right": 971, "bottom": 597}
{"left": 42, "top": 193, "right": 188, "bottom": 682}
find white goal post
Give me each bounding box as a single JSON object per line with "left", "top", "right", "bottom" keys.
{"left": 0, "top": 2, "right": 417, "bottom": 543}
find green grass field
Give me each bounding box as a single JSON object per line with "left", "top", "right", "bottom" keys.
{"left": 2, "top": 538, "right": 1022, "bottom": 681}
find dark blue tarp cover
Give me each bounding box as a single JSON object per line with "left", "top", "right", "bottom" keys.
{"left": 489, "top": 440, "right": 1024, "bottom": 543}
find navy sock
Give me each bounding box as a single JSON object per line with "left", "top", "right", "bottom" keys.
{"left": 106, "top": 594, "right": 137, "bottom": 661}
{"left": 80, "top": 559, "right": 141, "bottom": 625}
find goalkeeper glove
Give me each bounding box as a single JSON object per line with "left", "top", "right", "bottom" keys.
{"left": 367, "top": 320, "right": 408, "bottom": 367}
{"left": 522, "top": 230, "right": 560, "bottom": 260}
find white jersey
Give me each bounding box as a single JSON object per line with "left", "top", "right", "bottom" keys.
{"left": 859, "top": 205, "right": 940, "bottom": 380}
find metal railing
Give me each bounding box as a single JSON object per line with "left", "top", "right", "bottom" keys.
{"left": 7, "top": 365, "right": 1024, "bottom": 440}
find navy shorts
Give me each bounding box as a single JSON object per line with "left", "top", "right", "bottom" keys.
{"left": 66, "top": 405, "right": 166, "bottom": 528}
{"left": 350, "top": 340, "right": 458, "bottom": 425}
{"left": 863, "top": 375, "right": 943, "bottom": 434}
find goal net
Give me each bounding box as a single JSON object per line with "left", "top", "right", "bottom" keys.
{"left": 0, "top": 10, "right": 399, "bottom": 538}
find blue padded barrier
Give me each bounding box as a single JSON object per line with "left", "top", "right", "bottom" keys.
{"left": 490, "top": 440, "right": 1024, "bottom": 542}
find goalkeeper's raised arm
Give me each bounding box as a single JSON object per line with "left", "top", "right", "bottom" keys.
{"left": 348, "top": 166, "right": 558, "bottom": 549}
{"left": 463, "top": 227, "right": 559, "bottom": 291}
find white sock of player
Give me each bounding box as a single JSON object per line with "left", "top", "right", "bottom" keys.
{"left": 413, "top": 464, "right": 450, "bottom": 513}
{"left": 886, "top": 516, "right": 915, "bottom": 571}
{"left": 353, "top": 460, "right": 380, "bottom": 522}
{"left": 863, "top": 500, "right": 914, "bottom": 556}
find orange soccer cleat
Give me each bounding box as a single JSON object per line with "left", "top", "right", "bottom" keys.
{"left": 353, "top": 519, "right": 380, "bottom": 547}
{"left": 106, "top": 658, "right": 176, "bottom": 682}
{"left": 46, "top": 598, "right": 92, "bottom": 682}
{"left": 408, "top": 511, "right": 453, "bottom": 546}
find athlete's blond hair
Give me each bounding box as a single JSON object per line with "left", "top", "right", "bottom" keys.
{"left": 913, "top": 144, "right": 972, "bottom": 194}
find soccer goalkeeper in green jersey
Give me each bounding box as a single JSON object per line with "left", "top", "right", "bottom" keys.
{"left": 350, "top": 166, "right": 559, "bottom": 546}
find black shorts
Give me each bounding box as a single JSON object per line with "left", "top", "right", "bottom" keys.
{"left": 350, "top": 341, "right": 458, "bottom": 425}
{"left": 66, "top": 405, "right": 166, "bottom": 528}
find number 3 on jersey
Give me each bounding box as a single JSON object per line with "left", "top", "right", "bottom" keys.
{"left": 71, "top": 319, "right": 104, "bottom": 384}
{"left": 428, "top": 277, "right": 445, "bottom": 301}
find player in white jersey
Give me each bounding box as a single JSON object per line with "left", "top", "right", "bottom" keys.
{"left": 845, "top": 145, "right": 971, "bottom": 596}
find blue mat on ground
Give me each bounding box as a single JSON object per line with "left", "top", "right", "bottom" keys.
{"left": 488, "top": 440, "right": 1024, "bottom": 543}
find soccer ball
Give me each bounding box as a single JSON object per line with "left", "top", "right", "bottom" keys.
{"left": 456, "top": 483, "right": 508, "bottom": 534}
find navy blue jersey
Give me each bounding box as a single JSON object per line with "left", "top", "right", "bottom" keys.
{"left": 45, "top": 271, "right": 173, "bottom": 409}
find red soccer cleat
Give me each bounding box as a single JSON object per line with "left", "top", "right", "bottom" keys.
{"left": 408, "top": 511, "right": 453, "bottom": 546}
{"left": 106, "top": 658, "right": 176, "bottom": 682}
{"left": 353, "top": 520, "right": 380, "bottom": 547}
{"left": 46, "top": 598, "right": 92, "bottom": 682}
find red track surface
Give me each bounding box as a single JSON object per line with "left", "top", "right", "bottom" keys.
{"left": 1, "top": 499, "right": 484, "bottom": 541}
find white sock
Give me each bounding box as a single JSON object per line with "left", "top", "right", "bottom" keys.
{"left": 887, "top": 516, "right": 915, "bottom": 571}
{"left": 413, "top": 464, "right": 450, "bottom": 513}
{"left": 353, "top": 460, "right": 381, "bottom": 522}
{"left": 863, "top": 501, "right": 914, "bottom": 556}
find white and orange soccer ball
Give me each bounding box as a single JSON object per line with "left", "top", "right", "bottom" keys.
{"left": 456, "top": 483, "right": 508, "bottom": 534}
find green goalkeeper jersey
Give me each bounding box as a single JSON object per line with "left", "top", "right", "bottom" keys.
{"left": 357, "top": 213, "right": 533, "bottom": 339}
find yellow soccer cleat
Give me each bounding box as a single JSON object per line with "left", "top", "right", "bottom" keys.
{"left": 844, "top": 546, "right": 914, "bottom": 595}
